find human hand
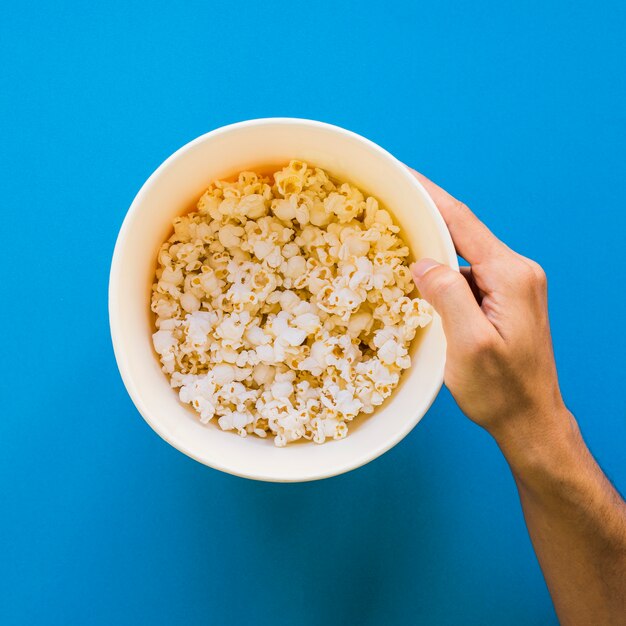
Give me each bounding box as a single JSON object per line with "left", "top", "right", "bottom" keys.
{"left": 408, "top": 170, "right": 626, "bottom": 625}
{"left": 408, "top": 169, "right": 570, "bottom": 448}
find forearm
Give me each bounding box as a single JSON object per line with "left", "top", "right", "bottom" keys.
{"left": 495, "top": 409, "right": 626, "bottom": 625}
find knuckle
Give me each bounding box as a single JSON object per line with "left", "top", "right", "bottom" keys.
{"left": 516, "top": 258, "right": 547, "bottom": 289}
{"left": 515, "top": 262, "right": 537, "bottom": 287}
{"left": 529, "top": 260, "right": 547, "bottom": 286}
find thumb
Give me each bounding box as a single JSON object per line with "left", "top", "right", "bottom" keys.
{"left": 410, "top": 259, "right": 488, "bottom": 341}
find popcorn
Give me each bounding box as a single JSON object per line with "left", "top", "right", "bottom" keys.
{"left": 180, "top": 292, "right": 201, "bottom": 313}
{"left": 153, "top": 329, "right": 177, "bottom": 358}
{"left": 292, "top": 312, "right": 321, "bottom": 334}
{"left": 185, "top": 311, "right": 214, "bottom": 346}
{"left": 252, "top": 362, "right": 276, "bottom": 386}
{"left": 218, "top": 224, "right": 244, "bottom": 248}
{"left": 212, "top": 363, "right": 236, "bottom": 385}
{"left": 214, "top": 311, "right": 250, "bottom": 347}
{"left": 283, "top": 255, "right": 306, "bottom": 278}
{"left": 151, "top": 161, "right": 433, "bottom": 446}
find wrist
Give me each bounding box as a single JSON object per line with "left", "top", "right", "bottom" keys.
{"left": 490, "top": 403, "right": 582, "bottom": 487}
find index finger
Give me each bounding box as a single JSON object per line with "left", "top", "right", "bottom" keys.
{"left": 408, "top": 168, "right": 505, "bottom": 265}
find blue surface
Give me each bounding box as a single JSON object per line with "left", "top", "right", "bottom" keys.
{"left": 1, "top": 1, "right": 625, "bottom": 624}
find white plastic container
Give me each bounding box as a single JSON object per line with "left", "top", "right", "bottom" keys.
{"left": 109, "top": 118, "right": 458, "bottom": 482}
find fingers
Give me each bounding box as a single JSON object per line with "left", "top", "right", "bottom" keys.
{"left": 411, "top": 259, "right": 493, "bottom": 344}
{"left": 408, "top": 167, "right": 506, "bottom": 266}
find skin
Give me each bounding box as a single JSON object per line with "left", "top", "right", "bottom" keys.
{"left": 408, "top": 169, "right": 626, "bottom": 626}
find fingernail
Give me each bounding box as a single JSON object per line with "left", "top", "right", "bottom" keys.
{"left": 410, "top": 258, "right": 440, "bottom": 279}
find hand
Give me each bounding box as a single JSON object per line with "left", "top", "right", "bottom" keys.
{"left": 408, "top": 169, "right": 569, "bottom": 448}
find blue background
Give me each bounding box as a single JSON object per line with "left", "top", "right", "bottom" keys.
{"left": 2, "top": 1, "right": 625, "bottom": 624}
